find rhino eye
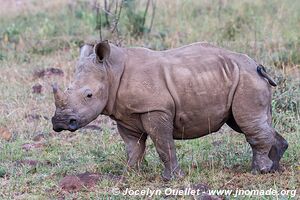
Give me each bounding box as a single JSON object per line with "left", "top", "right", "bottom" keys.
{"left": 84, "top": 89, "right": 93, "bottom": 99}
{"left": 87, "top": 93, "right": 93, "bottom": 98}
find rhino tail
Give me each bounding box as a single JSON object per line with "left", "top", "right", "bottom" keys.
{"left": 257, "top": 65, "right": 277, "bottom": 87}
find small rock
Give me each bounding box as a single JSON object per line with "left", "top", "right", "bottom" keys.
{"left": 0, "top": 128, "right": 12, "bottom": 141}
{"left": 32, "top": 83, "right": 42, "bottom": 94}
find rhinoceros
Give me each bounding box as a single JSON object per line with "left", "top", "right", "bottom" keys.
{"left": 51, "top": 41, "right": 288, "bottom": 180}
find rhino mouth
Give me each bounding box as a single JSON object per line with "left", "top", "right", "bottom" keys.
{"left": 52, "top": 123, "right": 66, "bottom": 132}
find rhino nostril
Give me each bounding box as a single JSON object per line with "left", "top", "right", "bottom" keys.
{"left": 69, "top": 118, "right": 77, "bottom": 125}
{"left": 68, "top": 118, "right": 78, "bottom": 131}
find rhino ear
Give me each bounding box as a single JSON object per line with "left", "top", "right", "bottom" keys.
{"left": 80, "top": 44, "right": 94, "bottom": 59}
{"left": 94, "top": 40, "right": 110, "bottom": 63}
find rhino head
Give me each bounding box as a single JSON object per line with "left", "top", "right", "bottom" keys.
{"left": 51, "top": 41, "right": 123, "bottom": 132}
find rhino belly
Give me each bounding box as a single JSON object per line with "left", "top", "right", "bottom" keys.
{"left": 173, "top": 108, "right": 229, "bottom": 139}
{"left": 172, "top": 88, "right": 231, "bottom": 140}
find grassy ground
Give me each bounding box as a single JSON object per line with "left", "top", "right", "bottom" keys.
{"left": 0, "top": 0, "right": 299, "bottom": 199}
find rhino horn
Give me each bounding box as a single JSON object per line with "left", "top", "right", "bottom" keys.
{"left": 52, "top": 83, "right": 66, "bottom": 107}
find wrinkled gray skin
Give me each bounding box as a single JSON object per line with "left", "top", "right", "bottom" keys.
{"left": 52, "top": 41, "right": 288, "bottom": 181}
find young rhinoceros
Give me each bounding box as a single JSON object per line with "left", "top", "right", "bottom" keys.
{"left": 52, "top": 41, "right": 288, "bottom": 181}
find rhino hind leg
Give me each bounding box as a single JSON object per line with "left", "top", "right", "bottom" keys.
{"left": 232, "top": 111, "right": 280, "bottom": 173}
{"left": 226, "top": 114, "right": 243, "bottom": 133}
{"left": 226, "top": 112, "right": 288, "bottom": 172}
{"left": 242, "top": 124, "right": 277, "bottom": 174}
{"left": 230, "top": 75, "right": 288, "bottom": 173}
{"left": 268, "top": 131, "right": 288, "bottom": 171}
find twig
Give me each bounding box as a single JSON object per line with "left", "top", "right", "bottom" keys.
{"left": 96, "top": 4, "right": 102, "bottom": 41}
{"left": 111, "top": 0, "right": 123, "bottom": 34}
{"left": 100, "top": 8, "right": 114, "bottom": 16}
{"left": 104, "top": 0, "right": 110, "bottom": 27}
{"left": 142, "top": 0, "right": 151, "bottom": 29}
{"left": 114, "top": 0, "right": 119, "bottom": 17}
{"left": 113, "top": 0, "right": 119, "bottom": 35}
{"left": 149, "top": 0, "right": 156, "bottom": 33}
{"left": 108, "top": 0, "right": 115, "bottom": 11}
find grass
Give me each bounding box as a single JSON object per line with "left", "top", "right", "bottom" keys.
{"left": 0, "top": 0, "right": 299, "bottom": 199}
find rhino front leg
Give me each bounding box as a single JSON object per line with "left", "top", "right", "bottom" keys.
{"left": 117, "top": 124, "right": 147, "bottom": 170}
{"left": 141, "top": 112, "right": 184, "bottom": 181}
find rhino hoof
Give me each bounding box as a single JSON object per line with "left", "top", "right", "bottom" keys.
{"left": 251, "top": 166, "right": 273, "bottom": 174}
{"left": 162, "top": 168, "right": 185, "bottom": 181}
{"left": 270, "top": 162, "right": 279, "bottom": 171}
{"left": 260, "top": 167, "right": 271, "bottom": 174}
{"left": 162, "top": 174, "right": 171, "bottom": 182}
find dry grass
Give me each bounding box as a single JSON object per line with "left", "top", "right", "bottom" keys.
{"left": 0, "top": 0, "right": 299, "bottom": 199}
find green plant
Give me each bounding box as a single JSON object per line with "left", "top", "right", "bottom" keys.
{"left": 123, "top": 0, "right": 154, "bottom": 37}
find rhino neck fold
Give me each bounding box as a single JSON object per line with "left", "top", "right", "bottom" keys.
{"left": 102, "top": 45, "right": 126, "bottom": 116}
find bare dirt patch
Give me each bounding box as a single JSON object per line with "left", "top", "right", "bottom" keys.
{"left": 32, "top": 83, "right": 43, "bottom": 94}
{"left": 59, "top": 172, "right": 101, "bottom": 192}
{"left": 0, "top": 128, "right": 12, "bottom": 141}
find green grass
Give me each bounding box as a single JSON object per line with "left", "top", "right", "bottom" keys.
{"left": 0, "top": 0, "right": 299, "bottom": 199}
